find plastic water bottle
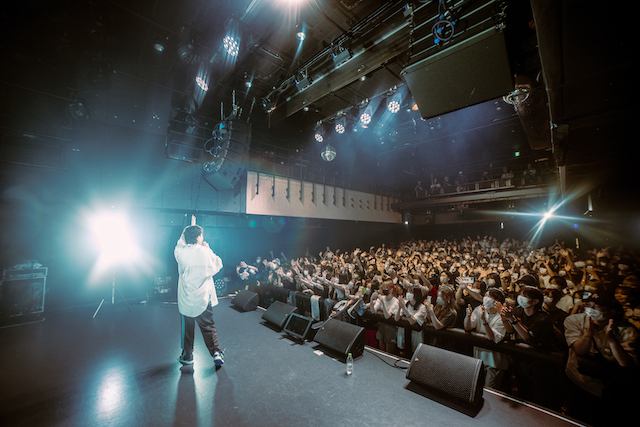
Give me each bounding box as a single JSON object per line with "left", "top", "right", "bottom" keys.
{"left": 346, "top": 353, "right": 354, "bottom": 375}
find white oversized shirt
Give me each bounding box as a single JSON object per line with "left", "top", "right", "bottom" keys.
{"left": 174, "top": 235, "right": 223, "bottom": 317}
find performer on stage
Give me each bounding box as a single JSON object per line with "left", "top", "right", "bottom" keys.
{"left": 175, "top": 215, "right": 224, "bottom": 366}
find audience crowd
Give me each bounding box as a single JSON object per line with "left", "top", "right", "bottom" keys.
{"left": 413, "top": 159, "right": 556, "bottom": 197}
{"left": 236, "top": 237, "right": 638, "bottom": 425}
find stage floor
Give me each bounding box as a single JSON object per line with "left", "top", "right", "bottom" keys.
{"left": 0, "top": 298, "right": 586, "bottom": 427}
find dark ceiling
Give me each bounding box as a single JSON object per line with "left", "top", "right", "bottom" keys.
{"left": 0, "top": 0, "right": 636, "bottom": 204}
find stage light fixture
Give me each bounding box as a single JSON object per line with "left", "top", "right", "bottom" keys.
{"left": 387, "top": 99, "right": 400, "bottom": 113}
{"left": 314, "top": 122, "right": 324, "bottom": 142}
{"left": 195, "top": 76, "right": 208, "bottom": 91}
{"left": 223, "top": 35, "right": 239, "bottom": 56}
{"left": 335, "top": 116, "right": 346, "bottom": 134}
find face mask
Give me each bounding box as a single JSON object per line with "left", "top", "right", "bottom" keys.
{"left": 543, "top": 296, "right": 553, "bottom": 305}
{"left": 303, "top": 270, "right": 309, "bottom": 276}
{"left": 517, "top": 295, "right": 532, "bottom": 308}
{"left": 566, "top": 280, "right": 574, "bottom": 288}
{"left": 540, "top": 268, "right": 547, "bottom": 275}
{"left": 406, "top": 293, "right": 414, "bottom": 302}
{"left": 440, "top": 276, "right": 448, "bottom": 283}
{"left": 584, "top": 307, "right": 604, "bottom": 322}
{"left": 436, "top": 297, "right": 445, "bottom": 306}
{"left": 512, "top": 273, "right": 518, "bottom": 279}
{"left": 618, "top": 264, "right": 628, "bottom": 271}
{"left": 483, "top": 297, "right": 495, "bottom": 310}
{"left": 559, "top": 270, "right": 566, "bottom": 276}
{"left": 574, "top": 261, "right": 585, "bottom": 268}
{"left": 487, "top": 278, "right": 496, "bottom": 287}
{"left": 547, "top": 284, "right": 559, "bottom": 290}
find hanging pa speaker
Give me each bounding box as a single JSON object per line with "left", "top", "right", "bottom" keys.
{"left": 313, "top": 319, "right": 366, "bottom": 359}
{"left": 230, "top": 290, "right": 259, "bottom": 311}
{"left": 403, "top": 27, "right": 513, "bottom": 120}
{"left": 406, "top": 343, "right": 484, "bottom": 406}
{"left": 203, "top": 121, "right": 251, "bottom": 191}
{"left": 261, "top": 300, "right": 297, "bottom": 329}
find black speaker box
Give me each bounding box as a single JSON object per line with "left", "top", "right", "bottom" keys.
{"left": 406, "top": 343, "right": 484, "bottom": 406}
{"left": 313, "top": 319, "right": 366, "bottom": 359}
{"left": 202, "top": 121, "right": 251, "bottom": 191}
{"left": 403, "top": 27, "right": 513, "bottom": 120}
{"left": 231, "top": 290, "right": 259, "bottom": 311}
{"left": 261, "top": 300, "right": 297, "bottom": 329}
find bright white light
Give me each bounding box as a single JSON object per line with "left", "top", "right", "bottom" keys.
{"left": 335, "top": 123, "right": 345, "bottom": 134}
{"left": 388, "top": 100, "right": 400, "bottom": 113}
{"left": 543, "top": 211, "right": 553, "bottom": 220}
{"left": 195, "top": 76, "right": 208, "bottom": 91}
{"left": 91, "top": 212, "right": 137, "bottom": 265}
{"left": 297, "top": 31, "right": 306, "bottom": 41}
{"left": 314, "top": 133, "right": 324, "bottom": 142}
{"left": 223, "top": 35, "right": 239, "bottom": 56}
{"left": 360, "top": 112, "right": 371, "bottom": 125}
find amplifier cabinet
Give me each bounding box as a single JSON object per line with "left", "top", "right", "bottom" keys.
{"left": 0, "top": 277, "right": 46, "bottom": 319}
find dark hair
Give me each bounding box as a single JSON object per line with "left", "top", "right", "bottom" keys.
{"left": 521, "top": 286, "right": 544, "bottom": 311}
{"left": 411, "top": 286, "right": 426, "bottom": 306}
{"left": 549, "top": 275, "right": 567, "bottom": 289}
{"left": 486, "top": 288, "right": 506, "bottom": 304}
{"left": 183, "top": 225, "right": 203, "bottom": 244}
{"left": 473, "top": 280, "right": 487, "bottom": 295}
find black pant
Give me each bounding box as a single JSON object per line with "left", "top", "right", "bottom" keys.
{"left": 181, "top": 304, "right": 220, "bottom": 357}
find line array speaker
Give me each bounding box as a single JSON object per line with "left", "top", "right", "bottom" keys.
{"left": 203, "top": 121, "right": 251, "bottom": 191}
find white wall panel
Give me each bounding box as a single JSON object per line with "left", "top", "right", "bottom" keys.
{"left": 246, "top": 171, "right": 401, "bottom": 223}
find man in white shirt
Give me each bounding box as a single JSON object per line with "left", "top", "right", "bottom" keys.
{"left": 175, "top": 216, "right": 224, "bottom": 366}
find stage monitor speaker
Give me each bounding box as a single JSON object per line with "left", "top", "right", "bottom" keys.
{"left": 406, "top": 343, "right": 484, "bottom": 406}
{"left": 231, "top": 290, "right": 259, "bottom": 311}
{"left": 313, "top": 319, "right": 365, "bottom": 359}
{"left": 261, "top": 300, "right": 297, "bottom": 329}
{"left": 283, "top": 312, "right": 314, "bottom": 341}
{"left": 403, "top": 27, "right": 513, "bottom": 120}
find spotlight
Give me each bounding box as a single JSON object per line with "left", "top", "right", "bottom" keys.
{"left": 358, "top": 98, "right": 381, "bottom": 127}
{"left": 223, "top": 35, "right": 239, "bottom": 56}
{"left": 387, "top": 99, "right": 400, "bottom": 113}
{"left": 335, "top": 116, "right": 346, "bottom": 134}
{"left": 321, "top": 144, "right": 336, "bottom": 162}
{"left": 195, "top": 76, "right": 208, "bottom": 91}
{"left": 314, "top": 122, "right": 324, "bottom": 142}
{"left": 360, "top": 111, "right": 371, "bottom": 125}
{"left": 297, "top": 31, "right": 306, "bottom": 41}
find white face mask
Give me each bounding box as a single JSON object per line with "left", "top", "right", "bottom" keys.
{"left": 483, "top": 297, "right": 495, "bottom": 310}
{"left": 584, "top": 307, "right": 604, "bottom": 322}
{"left": 517, "top": 295, "right": 532, "bottom": 308}
{"left": 406, "top": 293, "right": 414, "bottom": 302}
{"left": 540, "top": 268, "right": 547, "bottom": 275}
{"left": 436, "top": 297, "right": 445, "bottom": 306}
{"left": 543, "top": 296, "right": 553, "bottom": 305}
{"left": 559, "top": 270, "right": 566, "bottom": 276}
{"left": 487, "top": 278, "right": 496, "bottom": 287}
{"left": 574, "top": 261, "right": 585, "bottom": 268}
{"left": 440, "top": 276, "right": 448, "bottom": 283}
{"left": 566, "top": 280, "right": 574, "bottom": 288}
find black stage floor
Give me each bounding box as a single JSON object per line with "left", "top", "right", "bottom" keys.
{"left": 0, "top": 298, "right": 587, "bottom": 427}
